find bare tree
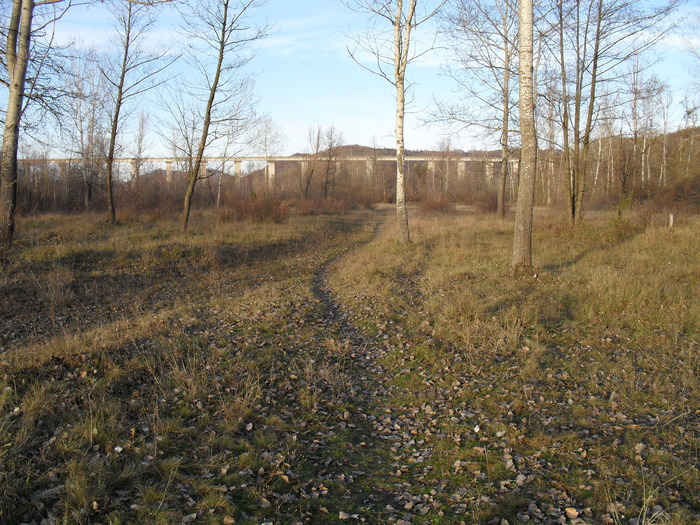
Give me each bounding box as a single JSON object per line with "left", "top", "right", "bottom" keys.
{"left": 131, "top": 110, "right": 150, "bottom": 191}
{"left": 435, "top": 0, "right": 518, "bottom": 217}
{"left": 100, "top": 0, "right": 175, "bottom": 224}
{"left": 322, "top": 124, "right": 344, "bottom": 198}
{"left": 656, "top": 81, "right": 672, "bottom": 188}
{"left": 300, "top": 124, "right": 322, "bottom": 198}
{"left": 680, "top": 93, "right": 699, "bottom": 181}
{"left": 161, "top": 0, "right": 267, "bottom": 231}
{"left": 0, "top": 0, "right": 173, "bottom": 245}
{"left": 64, "top": 48, "right": 110, "bottom": 211}
{"left": 541, "top": 0, "right": 681, "bottom": 224}
{"left": 252, "top": 115, "right": 286, "bottom": 190}
{"left": 344, "top": 0, "right": 445, "bottom": 243}
{"left": 512, "top": 0, "right": 536, "bottom": 270}
{"left": 623, "top": 58, "right": 668, "bottom": 193}
{"left": 432, "top": 135, "right": 456, "bottom": 195}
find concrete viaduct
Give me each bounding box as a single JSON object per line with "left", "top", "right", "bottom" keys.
{"left": 19, "top": 154, "right": 519, "bottom": 184}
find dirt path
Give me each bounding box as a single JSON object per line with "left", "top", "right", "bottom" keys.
{"left": 291, "top": 215, "right": 446, "bottom": 524}
{"left": 1, "top": 211, "right": 448, "bottom": 525}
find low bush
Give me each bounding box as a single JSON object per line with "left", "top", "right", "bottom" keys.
{"left": 471, "top": 190, "right": 499, "bottom": 213}
{"left": 230, "top": 192, "right": 289, "bottom": 223}
{"left": 655, "top": 173, "right": 700, "bottom": 212}
{"left": 418, "top": 195, "right": 456, "bottom": 215}
{"left": 294, "top": 195, "right": 373, "bottom": 215}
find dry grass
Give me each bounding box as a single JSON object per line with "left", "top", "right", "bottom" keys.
{"left": 0, "top": 210, "right": 383, "bottom": 524}
{"left": 1, "top": 207, "right": 697, "bottom": 524}
{"left": 330, "top": 208, "right": 699, "bottom": 524}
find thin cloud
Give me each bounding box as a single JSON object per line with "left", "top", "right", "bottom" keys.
{"left": 259, "top": 11, "right": 355, "bottom": 59}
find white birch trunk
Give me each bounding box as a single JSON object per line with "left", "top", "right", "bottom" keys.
{"left": 512, "top": 0, "right": 536, "bottom": 269}
{"left": 394, "top": 0, "right": 415, "bottom": 244}
{"left": 1, "top": 0, "right": 34, "bottom": 245}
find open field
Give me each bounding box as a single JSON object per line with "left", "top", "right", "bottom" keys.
{"left": 0, "top": 208, "right": 698, "bottom": 524}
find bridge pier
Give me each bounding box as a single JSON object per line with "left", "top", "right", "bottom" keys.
{"left": 365, "top": 158, "right": 374, "bottom": 181}
{"left": 130, "top": 159, "right": 140, "bottom": 183}
{"left": 266, "top": 160, "right": 276, "bottom": 189}
{"left": 427, "top": 161, "right": 436, "bottom": 192}
{"left": 458, "top": 161, "right": 465, "bottom": 180}
{"left": 485, "top": 161, "right": 494, "bottom": 183}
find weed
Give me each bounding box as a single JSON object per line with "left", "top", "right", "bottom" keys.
{"left": 418, "top": 195, "right": 456, "bottom": 215}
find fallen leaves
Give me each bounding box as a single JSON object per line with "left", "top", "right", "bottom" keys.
{"left": 2, "top": 210, "right": 699, "bottom": 524}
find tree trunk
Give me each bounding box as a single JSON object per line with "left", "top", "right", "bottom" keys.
{"left": 498, "top": 143, "right": 508, "bottom": 218}
{"left": 180, "top": 0, "right": 229, "bottom": 231}
{"left": 394, "top": 0, "right": 415, "bottom": 244}
{"left": 395, "top": 74, "right": 410, "bottom": 243}
{"left": 593, "top": 138, "right": 602, "bottom": 195}
{"left": 659, "top": 131, "right": 667, "bottom": 187}
{"left": 556, "top": 1, "right": 574, "bottom": 225}
{"left": 105, "top": 94, "right": 123, "bottom": 224}
{"left": 181, "top": 168, "right": 197, "bottom": 228}
{"left": 105, "top": 6, "right": 134, "bottom": 225}
{"left": 512, "top": 0, "right": 536, "bottom": 270}
{"left": 497, "top": 13, "right": 511, "bottom": 219}
{"left": 1, "top": 0, "right": 34, "bottom": 245}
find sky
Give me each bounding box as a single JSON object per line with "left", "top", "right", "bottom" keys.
{"left": 54, "top": 0, "right": 458, "bottom": 157}
{"left": 42, "top": 0, "right": 700, "bottom": 157}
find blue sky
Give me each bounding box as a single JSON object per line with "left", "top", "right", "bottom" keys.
{"left": 223, "top": 0, "right": 462, "bottom": 154}
{"left": 56, "top": 0, "right": 456, "bottom": 156}
{"left": 51, "top": 0, "right": 699, "bottom": 157}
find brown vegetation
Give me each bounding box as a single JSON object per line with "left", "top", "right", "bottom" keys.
{"left": 1, "top": 205, "right": 698, "bottom": 524}
{"left": 330, "top": 208, "right": 699, "bottom": 524}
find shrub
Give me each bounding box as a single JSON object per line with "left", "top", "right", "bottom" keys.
{"left": 472, "top": 191, "right": 499, "bottom": 213}
{"left": 293, "top": 195, "right": 373, "bottom": 215}
{"left": 231, "top": 192, "right": 289, "bottom": 223}
{"left": 655, "top": 173, "right": 700, "bottom": 212}
{"left": 418, "top": 195, "right": 456, "bottom": 215}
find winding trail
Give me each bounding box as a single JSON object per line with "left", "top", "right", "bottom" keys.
{"left": 298, "top": 212, "right": 444, "bottom": 523}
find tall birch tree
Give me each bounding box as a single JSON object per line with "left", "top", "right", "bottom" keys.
{"left": 164, "top": 0, "right": 267, "bottom": 231}
{"left": 100, "top": 0, "right": 174, "bottom": 224}
{"left": 0, "top": 0, "right": 172, "bottom": 245}
{"left": 512, "top": 0, "right": 536, "bottom": 269}
{"left": 0, "top": 0, "right": 56, "bottom": 245}
{"left": 344, "top": 0, "right": 445, "bottom": 243}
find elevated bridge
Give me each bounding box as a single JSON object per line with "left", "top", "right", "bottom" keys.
{"left": 19, "top": 154, "right": 519, "bottom": 183}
